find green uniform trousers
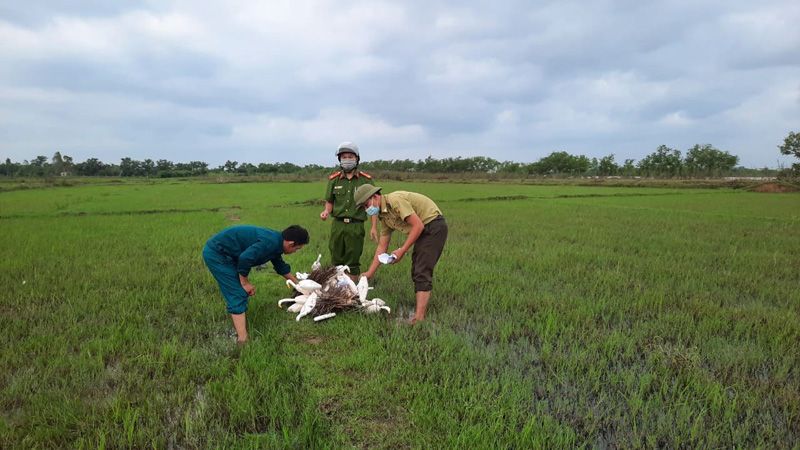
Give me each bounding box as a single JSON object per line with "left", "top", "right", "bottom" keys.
{"left": 329, "top": 219, "right": 365, "bottom": 276}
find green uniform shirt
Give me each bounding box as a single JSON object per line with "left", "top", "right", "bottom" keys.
{"left": 379, "top": 191, "right": 443, "bottom": 236}
{"left": 324, "top": 171, "right": 375, "bottom": 220}
{"left": 205, "top": 225, "right": 291, "bottom": 276}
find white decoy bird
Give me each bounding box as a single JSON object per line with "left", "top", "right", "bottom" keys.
{"left": 296, "top": 293, "right": 318, "bottom": 321}
{"left": 314, "top": 313, "right": 336, "bottom": 322}
{"left": 286, "top": 302, "right": 304, "bottom": 313}
{"left": 295, "top": 272, "right": 309, "bottom": 280}
{"left": 277, "top": 294, "right": 309, "bottom": 308}
{"left": 362, "top": 298, "right": 386, "bottom": 307}
{"left": 319, "top": 266, "right": 350, "bottom": 292}
{"left": 286, "top": 279, "right": 322, "bottom": 296}
{"left": 335, "top": 274, "right": 358, "bottom": 296}
{"left": 311, "top": 254, "right": 322, "bottom": 272}
{"left": 356, "top": 277, "right": 373, "bottom": 302}
{"left": 277, "top": 298, "right": 295, "bottom": 308}
{"left": 362, "top": 301, "right": 391, "bottom": 314}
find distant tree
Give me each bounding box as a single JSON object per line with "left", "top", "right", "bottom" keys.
{"left": 598, "top": 154, "right": 620, "bottom": 176}
{"left": 1, "top": 158, "right": 19, "bottom": 176}
{"left": 156, "top": 159, "right": 174, "bottom": 172}
{"left": 76, "top": 158, "right": 106, "bottom": 176}
{"left": 684, "top": 144, "right": 738, "bottom": 177}
{"left": 257, "top": 162, "right": 278, "bottom": 174}
{"left": 575, "top": 155, "right": 591, "bottom": 174}
{"left": 27, "top": 156, "right": 50, "bottom": 176}
{"left": 534, "top": 151, "right": 589, "bottom": 175}
{"left": 471, "top": 156, "right": 499, "bottom": 172}
{"left": 236, "top": 162, "right": 257, "bottom": 175}
{"left": 52, "top": 152, "right": 64, "bottom": 174}
{"left": 63, "top": 155, "right": 74, "bottom": 173}
{"left": 384, "top": 159, "right": 417, "bottom": 172}
{"left": 496, "top": 161, "right": 522, "bottom": 174}
{"left": 102, "top": 163, "right": 120, "bottom": 176}
{"left": 120, "top": 157, "right": 138, "bottom": 176}
{"left": 621, "top": 159, "right": 637, "bottom": 176}
{"left": 277, "top": 162, "right": 300, "bottom": 173}
{"left": 778, "top": 131, "right": 800, "bottom": 171}
{"left": 301, "top": 164, "right": 326, "bottom": 173}
{"left": 638, "top": 145, "right": 683, "bottom": 177}
{"left": 31, "top": 155, "right": 49, "bottom": 167}
{"left": 538, "top": 152, "right": 574, "bottom": 173}
{"left": 397, "top": 159, "right": 417, "bottom": 172}
{"left": 173, "top": 161, "right": 207, "bottom": 174}
{"left": 223, "top": 160, "right": 238, "bottom": 172}
{"left": 588, "top": 157, "right": 599, "bottom": 175}
{"left": 418, "top": 156, "right": 442, "bottom": 173}
{"left": 141, "top": 159, "right": 156, "bottom": 177}
{"left": 189, "top": 161, "right": 209, "bottom": 174}
{"left": 779, "top": 131, "right": 800, "bottom": 159}
{"left": 523, "top": 161, "right": 543, "bottom": 175}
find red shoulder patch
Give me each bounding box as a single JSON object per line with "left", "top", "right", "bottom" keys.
{"left": 329, "top": 172, "right": 342, "bottom": 180}
{"left": 360, "top": 171, "right": 372, "bottom": 179}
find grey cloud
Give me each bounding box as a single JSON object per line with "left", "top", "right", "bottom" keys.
{"left": 0, "top": 2, "right": 148, "bottom": 26}
{"left": 0, "top": 0, "right": 798, "bottom": 168}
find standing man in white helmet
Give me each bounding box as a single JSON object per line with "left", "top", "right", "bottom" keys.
{"left": 319, "top": 142, "right": 378, "bottom": 278}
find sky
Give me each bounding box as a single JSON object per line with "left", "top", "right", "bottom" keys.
{"left": 1, "top": 1, "right": 799, "bottom": 168}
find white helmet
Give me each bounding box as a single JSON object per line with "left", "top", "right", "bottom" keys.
{"left": 335, "top": 142, "right": 360, "bottom": 160}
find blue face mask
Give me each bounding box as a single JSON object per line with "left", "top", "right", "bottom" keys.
{"left": 366, "top": 205, "right": 380, "bottom": 216}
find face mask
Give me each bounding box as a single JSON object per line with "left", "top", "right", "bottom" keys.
{"left": 340, "top": 160, "right": 357, "bottom": 171}
{"left": 366, "top": 205, "right": 380, "bottom": 216}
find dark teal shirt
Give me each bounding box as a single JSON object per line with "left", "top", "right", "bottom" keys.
{"left": 205, "top": 225, "right": 290, "bottom": 276}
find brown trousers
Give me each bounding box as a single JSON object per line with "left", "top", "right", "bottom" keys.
{"left": 411, "top": 216, "right": 448, "bottom": 292}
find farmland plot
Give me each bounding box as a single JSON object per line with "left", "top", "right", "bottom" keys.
{"left": 1, "top": 180, "right": 798, "bottom": 448}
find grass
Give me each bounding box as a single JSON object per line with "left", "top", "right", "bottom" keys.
{"left": 1, "top": 179, "right": 798, "bottom": 448}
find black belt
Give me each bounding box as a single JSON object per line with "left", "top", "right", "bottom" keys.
{"left": 424, "top": 215, "right": 445, "bottom": 227}
{"left": 334, "top": 217, "right": 364, "bottom": 223}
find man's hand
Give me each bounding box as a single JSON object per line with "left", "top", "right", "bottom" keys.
{"left": 320, "top": 210, "right": 329, "bottom": 221}
{"left": 363, "top": 270, "right": 375, "bottom": 280}
{"left": 241, "top": 282, "right": 256, "bottom": 296}
{"left": 390, "top": 248, "right": 406, "bottom": 264}
{"left": 370, "top": 227, "right": 379, "bottom": 244}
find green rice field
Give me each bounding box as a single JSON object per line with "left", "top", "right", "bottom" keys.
{"left": 1, "top": 179, "right": 798, "bottom": 448}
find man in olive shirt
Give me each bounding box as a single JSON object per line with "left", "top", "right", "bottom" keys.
{"left": 354, "top": 185, "right": 448, "bottom": 324}
{"left": 319, "top": 142, "right": 378, "bottom": 277}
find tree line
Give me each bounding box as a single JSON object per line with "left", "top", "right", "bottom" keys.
{"left": 0, "top": 142, "right": 787, "bottom": 179}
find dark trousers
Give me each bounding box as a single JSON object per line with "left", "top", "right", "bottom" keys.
{"left": 411, "top": 216, "right": 448, "bottom": 292}
{"left": 202, "top": 245, "right": 248, "bottom": 314}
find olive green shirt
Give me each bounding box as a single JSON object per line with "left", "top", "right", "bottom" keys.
{"left": 379, "top": 191, "right": 443, "bottom": 236}
{"left": 324, "top": 171, "right": 375, "bottom": 220}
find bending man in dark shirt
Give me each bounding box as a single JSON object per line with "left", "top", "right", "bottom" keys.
{"left": 203, "top": 225, "right": 308, "bottom": 342}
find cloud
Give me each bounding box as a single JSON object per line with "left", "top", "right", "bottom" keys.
{"left": 659, "top": 111, "right": 693, "bottom": 126}
{"left": 0, "top": 0, "right": 798, "bottom": 168}
{"left": 231, "top": 107, "right": 428, "bottom": 163}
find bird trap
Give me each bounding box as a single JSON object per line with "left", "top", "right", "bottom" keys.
{"left": 280, "top": 264, "right": 390, "bottom": 322}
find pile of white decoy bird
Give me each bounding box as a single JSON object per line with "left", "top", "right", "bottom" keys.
{"left": 278, "top": 254, "right": 390, "bottom": 322}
